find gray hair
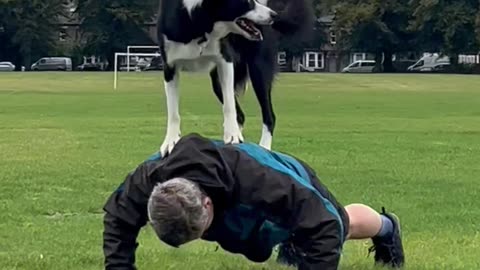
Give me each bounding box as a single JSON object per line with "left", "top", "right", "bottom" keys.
{"left": 147, "top": 178, "right": 209, "bottom": 247}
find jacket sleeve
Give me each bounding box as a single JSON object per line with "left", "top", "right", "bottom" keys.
{"left": 291, "top": 193, "right": 343, "bottom": 270}
{"left": 293, "top": 159, "right": 345, "bottom": 270}
{"left": 225, "top": 148, "right": 344, "bottom": 270}
{"left": 103, "top": 163, "right": 155, "bottom": 270}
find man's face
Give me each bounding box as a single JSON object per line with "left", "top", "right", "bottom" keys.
{"left": 169, "top": 196, "right": 214, "bottom": 247}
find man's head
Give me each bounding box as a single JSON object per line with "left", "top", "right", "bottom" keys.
{"left": 147, "top": 178, "right": 214, "bottom": 247}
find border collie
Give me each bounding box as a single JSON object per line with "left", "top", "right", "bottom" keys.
{"left": 157, "top": 0, "right": 313, "bottom": 155}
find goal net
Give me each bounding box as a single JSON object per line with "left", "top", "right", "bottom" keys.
{"left": 113, "top": 45, "right": 164, "bottom": 90}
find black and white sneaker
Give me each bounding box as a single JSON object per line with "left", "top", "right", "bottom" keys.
{"left": 369, "top": 207, "right": 405, "bottom": 268}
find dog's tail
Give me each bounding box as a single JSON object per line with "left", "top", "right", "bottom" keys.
{"left": 234, "top": 62, "right": 249, "bottom": 98}
{"left": 270, "top": 0, "right": 315, "bottom": 38}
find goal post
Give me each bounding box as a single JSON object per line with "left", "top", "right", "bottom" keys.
{"left": 114, "top": 52, "right": 161, "bottom": 90}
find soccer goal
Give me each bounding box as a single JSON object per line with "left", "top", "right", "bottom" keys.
{"left": 113, "top": 50, "right": 163, "bottom": 90}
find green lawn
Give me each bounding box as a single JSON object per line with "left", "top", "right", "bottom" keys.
{"left": 0, "top": 72, "right": 479, "bottom": 270}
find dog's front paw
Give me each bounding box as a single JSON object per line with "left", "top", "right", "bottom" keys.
{"left": 224, "top": 122, "right": 244, "bottom": 145}
{"left": 160, "top": 133, "right": 181, "bottom": 156}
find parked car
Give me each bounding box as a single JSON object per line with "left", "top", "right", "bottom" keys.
{"left": 31, "top": 57, "right": 72, "bottom": 71}
{"left": 431, "top": 63, "right": 451, "bottom": 72}
{"left": 136, "top": 58, "right": 150, "bottom": 70}
{"left": 144, "top": 56, "right": 164, "bottom": 71}
{"left": 0, "top": 61, "right": 15, "bottom": 71}
{"left": 342, "top": 60, "right": 376, "bottom": 73}
{"left": 76, "top": 63, "right": 104, "bottom": 71}
{"left": 407, "top": 54, "right": 450, "bottom": 72}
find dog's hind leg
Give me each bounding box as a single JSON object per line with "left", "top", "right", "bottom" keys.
{"left": 160, "top": 65, "right": 181, "bottom": 156}
{"left": 216, "top": 60, "right": 244, "bottom": 144}
{"left": 247, "top": 59, "right": 276, "bottom": 150}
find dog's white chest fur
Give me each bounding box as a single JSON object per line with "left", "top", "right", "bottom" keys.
{"left": 163, "top": 22, "right": 233, "bottom": 72}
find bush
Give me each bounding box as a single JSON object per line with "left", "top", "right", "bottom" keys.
{"left": 393, "top": 60, "right": 417, "bottom": 72}
{"left": 441, "top": 64, "right": 480, "bottom": 74}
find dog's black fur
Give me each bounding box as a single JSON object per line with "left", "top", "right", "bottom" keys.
{"left": 157, "top": 0, "right": 314, "bottom": 147}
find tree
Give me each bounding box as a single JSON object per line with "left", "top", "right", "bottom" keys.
{"left": 77, "top": 0, "right": 158, "bottom": 70}
{"left": 332, "top": 0, "right": 415, "bottom": 72}
{"left": 314, "top": 0, "right": 337, "bottom": 16}
{"left": 275, "top": 0, "right": 327, "bottom": 59}
{"left": 410, "top": 0, "right": 480, "bottom": 62}
{"left": 477, "top": 8, "right": 480, "bottom": 45}
{"left": 0, "top": 0, "right": 66, "bottom": 69}
{"left": 0, "top": 0, "right": 19, "bottom": 65}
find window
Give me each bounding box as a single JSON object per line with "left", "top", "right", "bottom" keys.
{"left": 350, "top": 62, "right": 360, "bottom": 68}
{"left": 353, "top": 53, "right": 366, "bottom": 62}
{"left": 59, "top": 27, "right": 68, "bottom": 42}
{"left": 362, "top": 62, "right": 376, "bottom": 67}
{"left": 277, "top": 52, "right": 286, "bottom": 65}
{"left": 304, "top": 52, "right": 324, "bottom": 69}
{"left": 329, "top": 29, "right": 336, "bottom": 45}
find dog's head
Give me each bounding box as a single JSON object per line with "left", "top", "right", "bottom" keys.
{"left": 213, "top": 0, "right": 277, "bottom": 41}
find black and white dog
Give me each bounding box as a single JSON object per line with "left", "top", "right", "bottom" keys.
{"left": 157, "top": 0, "right": 313, "bottom": 155}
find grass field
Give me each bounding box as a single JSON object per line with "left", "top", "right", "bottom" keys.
{"left": 0, "top": 72, "right": 479, "bottom": 270}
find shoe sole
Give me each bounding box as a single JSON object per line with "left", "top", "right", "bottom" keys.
{"left": 386, "top": 212, "right": 405, "bottom": 268}
{"left": 389, "top": 213, "right": 402, "bottom": 238}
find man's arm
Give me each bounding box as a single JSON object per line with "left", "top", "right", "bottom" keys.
{"left": 222, "top": 146, "right": 344, "bottom": 270}
{"left": 103, "top": 164, "right": 154, "bottom": 270}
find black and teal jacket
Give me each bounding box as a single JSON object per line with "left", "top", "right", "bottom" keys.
{"left": 103, "top": 133, "right": 349, "bottom": 270}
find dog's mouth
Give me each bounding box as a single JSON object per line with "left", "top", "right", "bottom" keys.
{"left": 235, "top": 18, "right": 263, "bottom": 41}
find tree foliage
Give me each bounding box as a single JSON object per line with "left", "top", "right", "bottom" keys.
{"left": 277, "top": 0, "right": 331, "bottom": 57}
{"left": 76, "top": 0, "right": 158, "bottom": 70}
{"left": 409, "top": 0, "right": 480, "bottom": 58}
{"left": 332, "top": 0, "right": 415, "bottom": 71}
{"left": 0, "top": 0, "right": 66, "bottom": 69}
{"left": 477, "top": 8, "right": 480, "bottom": 45}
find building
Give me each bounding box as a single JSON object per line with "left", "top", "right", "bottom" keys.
{"left": 276, "top": 15, "right": 380, "bottom": 73}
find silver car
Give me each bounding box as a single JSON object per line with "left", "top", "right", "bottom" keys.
{"left": 342, "top": 60, "right": 376, "bottom": 73}
{"left": 0, "top": 61, "right": 15, "bottom": 72}
{"left": 31, "top": 57, "right": 72, "bottom": 71}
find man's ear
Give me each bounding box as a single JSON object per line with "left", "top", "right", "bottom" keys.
{"left": 202, "top": 197, "right": 212, "bottom": 208}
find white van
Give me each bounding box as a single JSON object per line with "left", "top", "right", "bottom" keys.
{"left": 31, "top": 57, "right": 72, "bottom": 71}
{"left": 407, "top": 54, "right": 450, "bottom": 72}
{"left": 342, "top": 60, "right": 376, "bottom": 73}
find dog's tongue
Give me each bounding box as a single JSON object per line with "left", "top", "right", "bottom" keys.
{"left": 247, "top": 25, "right": 263, "bottom": 41}
{"left": 238, "top": 19, "right": 263, "bottom": 41}
{"left": 252, "top": 31, "right": 263, "bottom": 41}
